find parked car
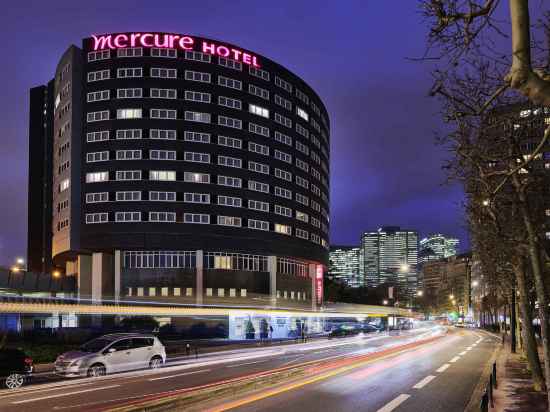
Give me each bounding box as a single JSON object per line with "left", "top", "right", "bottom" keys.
{"left": 0, "top": 349, "right": 33, "bottom": 389}
{"left": 54, "top": 333, "right": 166, "bottom": 378}
{"left": 361, "top": 324, "right": 382, "bottom": 333}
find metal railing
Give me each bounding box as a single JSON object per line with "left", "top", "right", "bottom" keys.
{"left": 480, "top": 361, "right": 497, "bottom": 411}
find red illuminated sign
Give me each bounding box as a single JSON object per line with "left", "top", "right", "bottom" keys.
{"left": 316, "top": 265, "right": 323, "bottom": 305}
{"left": 91, "top": 33, "right": 260, "bottom": 67}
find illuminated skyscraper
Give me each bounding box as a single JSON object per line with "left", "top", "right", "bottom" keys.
{"left": 328, "top": 246, "right": 362, "bottom": 288}
{"left": 419, "top": 234, "right": 459, "bottom": 264}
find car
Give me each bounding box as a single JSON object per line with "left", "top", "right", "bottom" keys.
{"left": 54, "top": 333, "right": 166, "bottom": 378}
{"left": 0, "top": 348, "right": 33, "bottom": 389}
{"left": 361, "top": 324, "right": 382, "bottom": 333}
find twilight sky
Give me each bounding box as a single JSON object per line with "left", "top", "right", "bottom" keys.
{"left": 0, "top": 0, "right": 469, "bottom": 265}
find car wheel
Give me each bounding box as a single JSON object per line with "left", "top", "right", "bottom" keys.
{"left": 149, "top": 356, "right": 163, "bottom": 369}
{"left": 5, "top": 373, "right": 25, "bottom": 389}
{"left": 87, "top": 364, "right": 106, "bottom": 377}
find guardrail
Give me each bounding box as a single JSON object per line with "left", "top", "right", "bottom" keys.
{"left": 480, "top": 361, "right": 497, "bottom": 411}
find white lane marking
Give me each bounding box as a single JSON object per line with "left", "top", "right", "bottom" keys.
{"left": 148, "top": 369, "right": 211, "bottom": 381}
{"left": 11, "top": 385, "right": 120, "bottom": 404}
{"left": 459, "top": 351, "right": 467, "bottom": 355}
{"left": 449, "top": 356, "right": 461, "bottom": 363}
{"left": 413, "top": 375, "right": 436, "bottom": 389}
{"left": 437, "top": 364, "right": 450, "bottom": 372}
{"left": 376, "top": 394, "right": 411, "bottom": 412}
{"left": 226, "top": 360, "right": 268, "bottom": 368}
{"left": 466, "top": 347, "right": 473, "bottom": 351}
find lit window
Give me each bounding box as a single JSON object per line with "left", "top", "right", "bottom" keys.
{"left": 150, "top": 170, "right": 176, "bottom": 181}
{"left": 249, "top": 104, "right": 269, "bottom": 118}
{"left": 275, "top": 224, "right": 292, "bottom": 236}
{"left": 117, "top": 108, "right": 142, "bottom": 119}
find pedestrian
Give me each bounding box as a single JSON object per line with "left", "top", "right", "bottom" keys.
{"left": 195, "top": 346, "right": 198, "bottom": 359}
{"left": 269, "top": 325, "right": 273, "bottom": 340}
{"left": 185, "top": 343, "right": 190, "bottom": 356}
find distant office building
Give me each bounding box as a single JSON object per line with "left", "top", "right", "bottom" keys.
{"left": 361, "top": 226, "right": 418, "bottom": 297}
{"left": 419, "top": 234, "right": 459, "bottom": 264}
{"left": 328, "top": 246, "right": 362, "bottom": 288}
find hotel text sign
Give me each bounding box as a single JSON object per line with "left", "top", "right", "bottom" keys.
{"left": 316, "top": 265, "right": 323, "bottom": 305}
{"left": 91, "top": 33, "right": 260, "bottom": 67}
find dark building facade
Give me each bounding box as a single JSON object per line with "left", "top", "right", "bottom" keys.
{"left": 28, "top": 32, "right": 330, "bottom": 308}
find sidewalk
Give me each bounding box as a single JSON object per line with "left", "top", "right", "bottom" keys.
{"left": 492, "top": 339, "right": 548, "bottom": 411}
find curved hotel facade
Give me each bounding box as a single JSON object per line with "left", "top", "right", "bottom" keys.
{"left": 28, "top": 32, "right": 330, "bottom": 308}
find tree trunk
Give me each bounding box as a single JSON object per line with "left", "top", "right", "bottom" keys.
{"left": 511, "top": 292, "right": 517, "bottom": 353}
{"left": 515, "top": 257, "right": 545, "bottom": 390}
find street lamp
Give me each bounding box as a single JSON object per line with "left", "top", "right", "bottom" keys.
{"left": 417, "top": 290, "right": 423, "bottom": 297}
{"left": 16, "top": 258, "right": 25, "bottom": 265}
{"left": 472, "top": 280, "right": 479, "bottom": 287}
{"left": 400, "top": 264, "right": 409, "bottom": 272}
{"left": 52, "top": 271, "right": 61, "bottom": 278}
{"left": 10, "top": 266, "right": 20, "bottom": 273}
{"left": 482, "top": 199, "right": 490, "bottom": 206}
{"left": 383, "top": 300, "right": 388, "bottom": 305}
{"left": 449, "top": 294, "right": 454, "bottom": 300}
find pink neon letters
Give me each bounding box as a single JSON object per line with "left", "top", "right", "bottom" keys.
{"left": 91, "top": 33, "right": 260, "bottom": 67}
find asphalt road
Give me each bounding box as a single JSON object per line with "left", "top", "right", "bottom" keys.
{"left": 211, "top": 328, "right": 500, "bottom": 412}
{"left": 0, "top": 326, "right": 497, "bottom": 412}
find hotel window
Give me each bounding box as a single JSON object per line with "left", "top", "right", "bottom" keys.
{"left": 296, "top": 228, "right": 309, "bottom": 239}
{"left": 274, "top": 76, "right": 292, "bottom": 93}
{"left": 217, "top": 175, "right": 241, "bottom": 188}
{"left": 275, "top": 168, "right": 292, "bottom": 182}
{"left": 311, "top": 200, "right": 321, "bottom": 212}
{"left": 218, "top": 135, "right": 242, "bottom": 149}
{"left": 296, "top": 158, "right": 309, "bottom": 172}
{"left": 296, "top": 211, "right": 309, "bottom": 222}
{"left": 295, "top": 88, "right": 310, "bottom": 105}
{"left": 248, "top": 142, "right": 269, "bottom": 156}
{"left": 184, "top": 131, "right": 210, "bottom": 143}
{"left": 150, "top": 150, "right": 176, "bottom": 160}
{"left": 116, "top": 150, "right": 141, "bottom": 160}
{"left": 87, "top": 131, "right": 110, "bottom": 143}
{"left": 86, "top": 171, "right": 109, "bottom": 183}
{"left": 275, "top": 186, "right": 292, "bottom": 199}
{"left": 248, "top": 199, "right": 269, "bottom": 212}
{"left": 184, "top": 152, "right": 210, "bottom": 163}
{"left": 218, "top": 76, "right": 242, "bottom": 90}
{"left": 311, "top": 167, "right": 321, "bottom": 180}
{"left": 150, "top": 170, "right": 176, "bottom": 181}
{"left": 151, "top": 109, "right": 177, "bottom": 119}
{"left": 184, "top": 172, "right": 210, "bottom": 184}
{"left": 274, "top": 150, "right": 292, "bottom": 164}
{"left": 184, "top": 50, "right": 211, "bottom": 62}
{"left": 185, "top": 111, "right": 211, "bottom": 123}
{"left": 151, "top": 48, "right": 177, "bottom": 58}
{"left": 150, "top": 191, "right": 176, "bottom": 201}
{"left": 117, "top": 67, "right": 143, "bottom": 78}
{"left": 116, "top": 170, "right": 141, "bottom": 181}
{"left": 311, "top": 151, "right": 321, "bottom": 164}
{"left": 248, "top": 219, "right": 269, "bottom": 231}
{"left": 311, "top": 134, "right": 321, "bottom": 148}
{"left": 249, "top": 104, "right": 269, "bottom": 119}
{"left": 88, "top": 49, "right": 110, "bottom": 62}
{"left": 274, "top": 113, "right": 292, "bottom": 128}
{"left": 184, "top": 193, "right": 210, "bottom": 204}
{"left": 296, "top": 141, "right": 309, "bottom": 155}
{"left": 274, "top": 94, "right": 292, "bottom": 111}
{"left": 274, "top": 131, "right": 292, "bottom": 146}
{"left": 249, "top": 84, "right": 269, "bottom": 100}
{"left": 151, "top": 88, "right": 177, "bottom": 99}
{"left": 149, "top": 212, "right": 176, "bottom": 222}
{"left": 116, "top": 129, "right": 142, "bottom": 140}
{"left": 275, "top": 205, "right": 292, "bottom": 217}
{"left": 218, "top": 195, "right": 242, "bottom": 207}
{"left": 184, "top": 90, "right": 211, "bottom": 103}
{"left": 275, "top": 224, "right": 292, "bottom": 236}
{"left": 218, "top": 155, "right": 242, "bottom": 168}
{"left": 184, "top": 213, "right": 210, "bottom": 224}
{"left": 311, "top": 102, "right": 321, "bottom": 116}
{"left": 151, "top": 68, "right": 177, "bottom": 78}
{"left": 311, "top": 233, "right": 321, "bottom": 243}
{"left": 86, "top": 192, "right": 108, "bottom": 203}
{"left": 117, "top": 88, "right": 142, "bottom": 98}
{"left": 311, "top": 118, "right": 321, "bottom": 133}
{"left": 296, "top": 123, "right": 309, "bottom": 139}
{"left": 218, "top": 96, "right": 242, "bottom": 110}
{"left": 296, "top": 193, "right": 309, "bottom": 206}
{"left": 58, "top": 178, "right": 70, "bottom": 192}
{"left": 116, "top": 191, "right": 141, "bottom": 201}
{"left": 117, "top": 108, "right": 142, "bottom": 119}
{"left": 217, "top": 216, "right": 242, "bottom": 227}
{"left": 115, "top": 212, "right": 141, "bottom": 222}
{"left": 87, "top": 110, "right": 109, "bottom": 122}
{"left": 296, "top": 107, "right": 309, "bottom": 121}
{"left": 311, "top": 183, "right": 321, "bottom": 196}
{"left": 87, "top": 151, "right": 109, "bottom": 163}
{"left": 248, "top": 161, "right": 269, "bottom": 175}
{"left": 87, "top": 90, "right": 110, "bottom": 102}
{"left": 184, "top": 70, "right": 210, "bottom": 83}
{"left": 249, "top": 66, "right": 270, "bottom": 81}
{"left": 86, "top": 213, "right": 108, "bottom": 224}
{"left": 218, "top": 115, "right": 242, "bottom": 129}
{"left": 248, "top": 180, "right": 269, "bottom": 193}
{"left": 249, "top": 123, "right": 270, "bottom": 137}
{"left": 87, "top": 70, "right": 110, "bottom": 82}
{"left": 117, "top": 47, "right": 143, "bottom": 57}
{"left": 218, "top": 57, "right": 242, "bottom": 71}
{"left": 150, "top": 129, "right": 176, "bottom": 140}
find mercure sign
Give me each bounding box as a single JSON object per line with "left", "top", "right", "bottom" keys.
{"left": 91, "top": 33, "right": 261, "bottom": 67}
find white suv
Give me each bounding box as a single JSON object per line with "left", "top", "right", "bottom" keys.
{"left": 55, "top": 333, "right": 166, "bottom": 377}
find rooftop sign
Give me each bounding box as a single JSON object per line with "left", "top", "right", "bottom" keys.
{"left": 91, "top": 33, "right": 260, "bottom": 67}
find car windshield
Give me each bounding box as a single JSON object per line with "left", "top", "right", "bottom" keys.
{"left": 79, "top": 338, "right": 113, "bottom": 353}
